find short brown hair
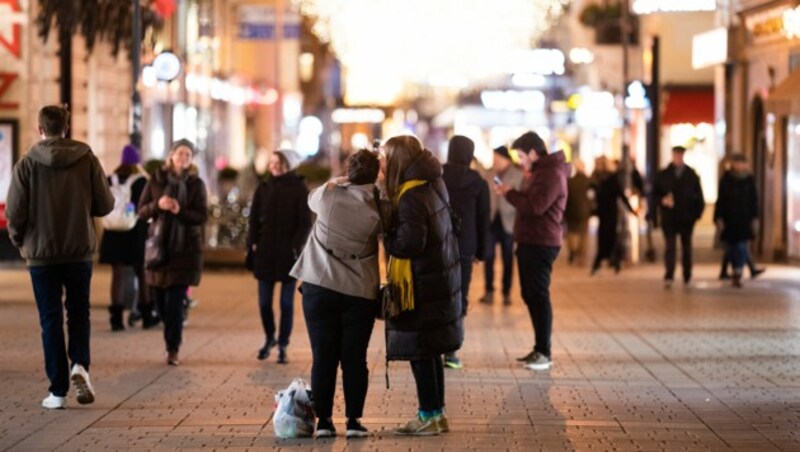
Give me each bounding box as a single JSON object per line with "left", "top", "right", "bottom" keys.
{"left": 38, "top": 105, "right": 70, "bottom": 137}
{"left": 347, "top": 149, "right": 380, "bottom": 185}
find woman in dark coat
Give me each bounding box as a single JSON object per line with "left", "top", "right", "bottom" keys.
{"left": 714, "top": 154, "right": 758, "bottom": 287}
{"left": 591, "top": 157, "right": 634, "bottom": 275}
{"left": 138, "top": 139, "right": 208, "bottom": 366}
{"left": 247, "top": 151, "right": 311, "bottom": 364}
{"left": 382, "top": 135, "right": 462, "bottom": 436}
{"left": 99, "top": 144, "right": 149, "bottom": 331}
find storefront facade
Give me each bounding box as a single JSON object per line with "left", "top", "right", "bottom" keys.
{"left": 733, "top": 0, "right": 800, "bottom": 259}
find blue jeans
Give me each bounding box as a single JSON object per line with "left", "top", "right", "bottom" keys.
{"left": 29, "top": 262, "right": 93, "bottom": 397}
{"left": 517, "top": 244, "right": 560, "bottom": 358}
{"left": 726, "top": 241, "right": 748, "bottom": 276}
{"left": 484, "top": 216, "right": 514, "bottom": 296}
{"left": 152, "top": 285, "right": 187, "bottom": 353}
{"left": 258, "top": 278, "right": 296, "bottom": 347}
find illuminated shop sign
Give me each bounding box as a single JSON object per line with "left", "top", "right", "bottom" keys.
{"left": 692, "top": 27, "right": 728, "bottom": 69}
{"left": 480, "top": 90, "right": 546, "bottom": 112}
{"left": 743, "top": 4, "right": 800, "bottom": 42}
{"left": 632, "top": 0, "right": 716, "bottom": 14}
{"left": 331, "top": 108, "right": 386, "bottom": 124}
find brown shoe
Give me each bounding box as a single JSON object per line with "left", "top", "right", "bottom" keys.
{"left": 166, "top": 351, "right": 180, "bottom": 366}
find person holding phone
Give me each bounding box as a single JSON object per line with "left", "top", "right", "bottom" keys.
{"left": 481, "top": 146, "right": 523, "bottom": 306}
{"left": 495, "top": 132, "right": 568, "bottom": 371}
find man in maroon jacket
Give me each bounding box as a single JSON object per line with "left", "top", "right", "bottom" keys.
{"left": 496, "top": 131, "right": 569, "bottom": 371}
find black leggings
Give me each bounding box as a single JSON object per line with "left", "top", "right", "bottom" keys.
{"left": 410, "top": 355, "right": 445, "bottom": 412}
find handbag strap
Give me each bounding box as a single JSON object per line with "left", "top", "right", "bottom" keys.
{"left": 430, "top": 183, "right": 458, "bottom": 220}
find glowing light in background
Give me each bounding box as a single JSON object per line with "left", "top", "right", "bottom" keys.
{"left": 293, "top": 0, "right": 569, "bottom": 104}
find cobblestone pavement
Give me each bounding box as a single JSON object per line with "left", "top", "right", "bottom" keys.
{"left": 1, "top": 258, "right": 799, "bottom": 451}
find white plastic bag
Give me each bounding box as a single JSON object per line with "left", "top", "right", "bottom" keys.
{"left": 272, "top": 378, "right": 315, "bottom": 438}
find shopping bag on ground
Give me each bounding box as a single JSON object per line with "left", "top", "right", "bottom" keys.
{"left": 271, "top": 377, "right": 315, "bottom": 438}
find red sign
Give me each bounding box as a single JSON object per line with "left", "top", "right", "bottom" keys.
{"left": 0, "top": 73, "right": 18, "bottom": 110}
{"left": 0, "top": 203, "right": 6, "bottom": 230}
{"left": 0, "top": 0, "right": 22, "bottom": 58}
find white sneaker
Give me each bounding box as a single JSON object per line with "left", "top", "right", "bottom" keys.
{"left": 524, "top": 352, "right": 552, "bottom": 371}
{"left": 70, "top": 364, "right": 95, "bottom": 405}
{"left": 42, "top": 393, "right": 66, "bottom": 409}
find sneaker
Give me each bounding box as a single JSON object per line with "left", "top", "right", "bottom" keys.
{"left": 479, "top": 293, "right": 493, "bottom": 305}
{"left": 525, "top": 352, "right": 552, "bottom": 371}
{"left": 751, "top": 268, "right": 766, "bottom": 279}
{"left": 719, "top": 273, "right": 731, "bottom": 280}
{"left": 516, "top": 350, "right": 535, "bottom": 362}
{"left": 70, "top": 364, "right": 95, "bottom": 405}
{"left": 435, "top": 414, "right": 450, "bottom": 433}
{"left": 732, "top": 275, "right": 743, "bottom": 288}
{"left": 166, "top": 351, "right": 180, "bottom": 366}
{"left": 257, "top": 338, "right": 277, "bottom": 361}
{"left": 277, "top": 346, "right": 288, "bottom": 364}
{"left": 394, "top": 415, "right": 439, "bottom": 436}
{"left": 345, "top": 418, "right": 369, "bottom": 438}
{"left": 443, "top": 353, "right": 463, "bottom": 370}
{"left": 315, "top": 418, "right": 336, "bottom": 438}
{"left": 502, "top": 295, "right": 511, "bottom": 306}
{"left": 42, "top": 393, "right": 66, "bottom": 409}
{"left": 664, "top": 279, "right": 673, "bottom": 289}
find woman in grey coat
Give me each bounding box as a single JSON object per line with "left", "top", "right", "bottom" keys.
{"left": 290, "top": 149, "right": 385, "bottom": 439}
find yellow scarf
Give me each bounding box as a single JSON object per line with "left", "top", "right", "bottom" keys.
{"left": 387, "top": 179, "right": 427, "bottom": 315}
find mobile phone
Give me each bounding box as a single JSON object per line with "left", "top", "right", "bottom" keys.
{"left": 493, "top": 176, "right": 502, "bottom": 185}
{"left": 372, "top": 139, "right": 381, "bottom": 152}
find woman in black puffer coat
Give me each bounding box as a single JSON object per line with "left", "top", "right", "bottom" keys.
{"left": 382, "top": 135, "right": 462, "bottom": 436}
{"left": 247, "top": 151, "right": 311, "bottom": 364}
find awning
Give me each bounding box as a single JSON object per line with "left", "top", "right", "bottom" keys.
{"left": 661, "top": 86, "right": 714, "bottom": 125}
{"left": 766, "top": 68, "right": 800, "bottom": 115}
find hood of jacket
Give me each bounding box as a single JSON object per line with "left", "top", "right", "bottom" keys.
{"left": 268, "top": 170, "right": 305, "bottom": 185}
{"left": 27, "top": 138, "right": 91, "bottom": 168}
{"left": 447, "top": 135, "right": 474, "bottom": 166}
{"left": 443, "top": 162, "right": 484, "bottom": 189}
{"left": 531, "top": 150, "right": 570, "bottom": 178}
{"left": 402, "top": 150, "right": 443, "bottom": 183}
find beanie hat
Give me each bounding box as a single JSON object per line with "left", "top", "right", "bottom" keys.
{"left": 447, "top": 135, "right": 475, "bottom": 166}
{"left": 121, "top": 144, "right": 141, "bottom": 165}
{"left": 493, "top": 145, "right": 512, "bottom": 161}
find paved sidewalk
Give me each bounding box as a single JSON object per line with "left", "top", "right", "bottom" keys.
{"left": 0, "top": 259, "right": 799, "bottom": 451}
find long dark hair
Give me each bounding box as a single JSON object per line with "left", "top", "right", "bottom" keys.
{"left": 384, "top": 135, "right": 424, "bottom": 201}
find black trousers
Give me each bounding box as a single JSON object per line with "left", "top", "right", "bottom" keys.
{"left": 301, "top": 282, "right": 377, "bottom": 420}
{"left": 663, "top": 223, "right": 694, "bottom": 282}
{"left": 410, "top": 355, "right": 445, "bottom": 412}
{"left": 517, "top": 244, "right": 560, "bottom": 358}
{"left": 153, "top": 285, "right": 188, "bottom": 353}
{"left": 484, "top": 216, "right": 514, "bottom": 296}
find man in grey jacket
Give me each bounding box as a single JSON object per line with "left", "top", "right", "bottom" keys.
{"left": 6, "top": 105, "right": 114, "bottom": 409}
{"left": 481, "top": 146, "right": 523, "bottom": 306}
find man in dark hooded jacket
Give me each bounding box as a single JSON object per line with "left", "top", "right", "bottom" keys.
{"left": 441, "top": 135, "right": 490, "bottom": 369}
{"left": 6, "top": 105, "right": 114, "bottom": 409}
